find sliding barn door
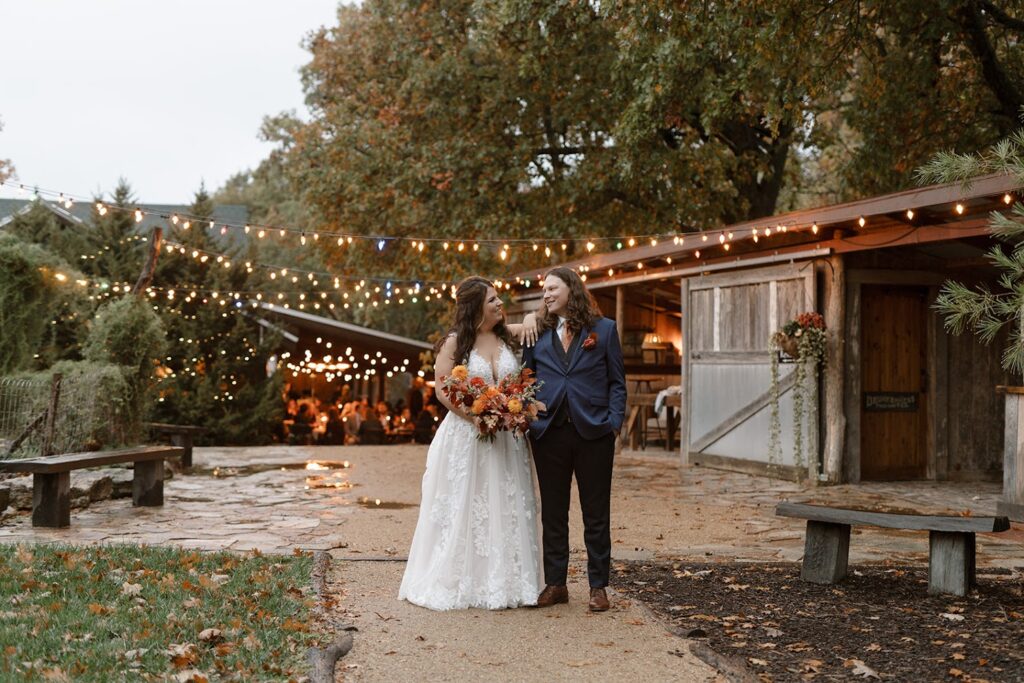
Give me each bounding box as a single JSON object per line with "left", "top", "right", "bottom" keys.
{"left": 682, "top": 262, "right": 817, "bottom": 474}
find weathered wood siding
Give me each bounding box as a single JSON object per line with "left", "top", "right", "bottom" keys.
{"left": 945, "top": 327, "right": 1008, "bottom": 479}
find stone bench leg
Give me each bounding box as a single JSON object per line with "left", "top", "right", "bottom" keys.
{"left": 928, "top": 531, "right": 976, "bottom": 596}
{"left": 133, "top": 461, "right": 164, "bottom": 506}
{"left": 170, "top": 434, "right": 193, "bottom": 468}
{"left": 801, "top": 520, "right": 850, "bottom": 584}
{"left": 32, "top": 472, "right": 70, "bottom": 528}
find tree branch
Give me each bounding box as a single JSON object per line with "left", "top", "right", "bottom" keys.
{"left": 957, "top": 1, "right": 1024, "bottom": 127}
{"left": 979, "top": 0, "right": 1024, "bottom": 32}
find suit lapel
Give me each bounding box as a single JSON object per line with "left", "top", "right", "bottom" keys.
{"left": 566, "top": 325, "right": 589, "bottom": 373}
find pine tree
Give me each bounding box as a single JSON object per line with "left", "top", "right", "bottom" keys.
{"left": 84, "top": 178, "right": 146, "bottom": 284}
{"left": 149, "top": 185, "right": 283, "bottom": 444}
{"left": 917, "top": 121, "right": 1024, "bottom": 374}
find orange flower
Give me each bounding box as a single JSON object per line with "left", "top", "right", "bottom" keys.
{"left": 484, "top": 386, "right": 500, "bottom": 398}
{"left": 471, "top": 397, "right": 490, "bottom": 415}
{"left": 507, "top": 398, "right": 523, "bottom": 414}
{"left": 470, "top": 376, "right": 487, "bottom": 389}
{"left": 450, "top": 365, "right": 469, "bottom": 380}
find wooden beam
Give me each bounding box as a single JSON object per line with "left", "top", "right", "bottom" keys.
{"left": 679, "top": 277, "right": 690, "bottom": 465}
{"left": 615, "top": 286, "right": 625, "bottom": 345}
{"left": 132, "top": 227, "right": 163, "bottom": 295}
{"left": 822, "top": 255, "right": 845, "bottom": 483}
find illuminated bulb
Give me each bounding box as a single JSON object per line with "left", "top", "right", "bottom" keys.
{"left": 637, "top": 262, "right": 643, "bottom": 269}
{"left": 905, "top": 209, "right": 914, "bottom": 220}
{"left": 183, "top": 221, "right": 190, "bottom": 230}
{"left": 723, "top": 243, "right": 730, "bottom": 251}
{"left": 544, "top": 246, "right": 551, "bottom": 257}
{"left": 258, "top": 229, "right": 266, "bottom": 239}
{"left": 473, "top": 243, "right": 479, "bottom": 252}
{"left": 858, "top": 216, "right": 866, "bottom": 227}
{"left": 300, "top": 233, "right": 307, "bottom": 246}
{"left": 457, "top": 242, "right": 465, "bottom": 252}
{"left": 134, "top": 209, "right": 143, "bottom": 223}
{"left": 811, "top": 223, "right": 819, "bottom": 234}
{"left": 171, "top": 214, "right": 179, "bottom": 225}
{"left": 719, "top": 234, "right": 725, "bottom": 244}
{"left": 561, "top": 243, "right": 567, "bottom": 251}
{"left": 607, "top": 268, "right": 614, "bottom": 277}
{"left": 650, "top": 238, "right": 658, "bottom": 247}
{"left": 628, "top": 238, "right": 636, "bottom": 247}
{"left": 702, "top": 234, "right": 708, "bottom": 242}
{"left": 443, "top": 242, "right": 449, "bottom": 250}
{"left": 955, "top": 203, "right": 965, "bottom": 215}
{"left": 586, "top": 241, "right": 595, "bottom": 252}
{"left": 1004, "top": 193, "right": 1013, "bottom": 205}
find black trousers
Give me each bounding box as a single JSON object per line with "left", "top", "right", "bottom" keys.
{"left": 531, "top": 421, "right": 615, "bottom": 588}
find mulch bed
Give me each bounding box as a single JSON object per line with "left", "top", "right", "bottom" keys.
{"left": 613, "top": 560, "right": 1024, "bottom": 682}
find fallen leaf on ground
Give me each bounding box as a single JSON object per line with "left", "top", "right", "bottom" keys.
{"left": 845, "top": 659, "right": 880, "bottom": 679}
{"left": 198, "top": 628, "right": 222, "bottom": 644}
{"left": 121, "top": 582, "right": 142, "bottom": 597}
{"left": 940, "top": 613, "right": 965, "bottom": 622}
{"left": 866, "top": 643, "right": 881, "bottom": 651}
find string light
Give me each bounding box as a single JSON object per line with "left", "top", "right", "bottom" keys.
{"left": 906, "top": 209, "right": 914, "bottom": 220}
{"left": 954, "top": 203, "right": 965, "bottom": 215}
{"left": 1004, "top": 193, "right": 1014, "bottom": 205}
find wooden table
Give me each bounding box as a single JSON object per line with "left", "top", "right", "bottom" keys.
{"left": 624, "top": 392, "right": 681, "bottom": 451}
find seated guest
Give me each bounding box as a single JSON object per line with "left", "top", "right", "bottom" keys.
{"left": 321, "top": 407, "right": 346, "bottom": 445}
{"left": 341, "top": 402, "right": 361, "bottom": 445}
{"left": 358, "top": 405, "right": 386, "bottom": 445}
{"left": 414, "top": 407, "right": 437, "bottom": 445}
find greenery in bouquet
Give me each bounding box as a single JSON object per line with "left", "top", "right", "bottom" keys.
{"left": 768, "top": 311, "right": 828, "bottom": 473}
{"left": 441, "top": 364, "right": 544, "bottom": 442}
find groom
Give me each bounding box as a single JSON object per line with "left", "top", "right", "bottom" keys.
{"left": 523, "top": 266, "right": 626, "bottom": 612}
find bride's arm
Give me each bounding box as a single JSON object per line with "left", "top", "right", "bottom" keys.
{"left": 433, "top": 335, "right": 474, "bottom": 421}
{"left": 506, "top": 312, "right": 539, "bottom": 347}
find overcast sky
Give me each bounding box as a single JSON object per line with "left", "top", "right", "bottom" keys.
{"left": 0, "top": 1, "right": 340, "bottom": 203}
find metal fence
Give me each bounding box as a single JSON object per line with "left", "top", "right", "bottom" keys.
{"left": 0, "top": 371, "right": 133, "bottom": 460}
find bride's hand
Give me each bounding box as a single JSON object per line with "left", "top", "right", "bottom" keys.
{"left": 519, "top": 312, "right": 539, "bottom": 347}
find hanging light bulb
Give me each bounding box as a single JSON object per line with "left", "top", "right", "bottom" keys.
{"left": 905, "top": 209, "right": 914, "bottom": 220}
{"left": 954, "top": 203, "right": 965, "bottom": 215}
{"left": 1003, "top": 193, "right": 1013, "bottom": 205}
{"left": 858, "top": 216, "right": 866, "bottom": 227}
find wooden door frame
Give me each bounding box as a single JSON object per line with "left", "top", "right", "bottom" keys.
{"left": 680, "top": 261, "right": 817, "bottom": 478}
{"left": 843, "top": 269, "right": 949, "bottom": 483}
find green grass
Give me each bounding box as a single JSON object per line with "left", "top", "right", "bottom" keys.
{"left": 0, "top": 543, "right": 319, "bottom": 681}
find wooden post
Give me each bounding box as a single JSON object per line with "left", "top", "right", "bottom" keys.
{"left": 928, "top": 531, "right": 976, "bottom": 596}
{"left": 679, "top": 278, "right": 691, "bottom": 466}
{"left": 615, "top": 286, "right": 625, "bottom": 345}
{"left": 40, "top": 373, "right": 63, "bottom": 457}
{"left": 822, "top": 255, "right": 845, "bottom": 483}
{"left": 800, "top": 520, "right": 850, "bottom": 584}
{"left": 133, "top": 460, "right": 164, "bottom": 506}
{"left": 170, "top": 433, "right": 193, "bottom": 469}
{"left": 32, "top": 472, "right": 70, "bottom": 527}
{"left": 998, "top": 389, "right": 1024, "bottom": 521}
{"left": 132, "top": 227, "right": 163, "bottom": 295}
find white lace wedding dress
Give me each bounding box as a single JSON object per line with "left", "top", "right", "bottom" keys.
{"left": 399, "top": 344, "right": 543, "bottom": 610}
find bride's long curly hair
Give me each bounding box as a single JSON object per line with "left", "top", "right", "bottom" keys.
{"left": 536, "top": 266, "right": 602, "bottom": 334}
{"left": 435, "top": 276, "right": 513, "bottom": 364}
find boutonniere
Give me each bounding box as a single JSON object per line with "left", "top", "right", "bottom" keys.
{"left": 582, "top": 332, "right": 598, "bottom": 350}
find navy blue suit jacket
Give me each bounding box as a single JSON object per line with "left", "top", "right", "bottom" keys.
{"left": 522, "top": 316, "right": 627, "bottom": 441}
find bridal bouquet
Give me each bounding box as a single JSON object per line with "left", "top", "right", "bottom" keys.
{"left": 441, "top": 365, "right": 545, "bottom": 441}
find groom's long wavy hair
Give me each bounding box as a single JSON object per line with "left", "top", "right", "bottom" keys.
{"left": 436, "top": 276, "right": 514, "bottom": 365}
{"left": 537, "top": 266, "right": 602, "bottom": 334}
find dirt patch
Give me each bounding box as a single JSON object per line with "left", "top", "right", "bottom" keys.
{"left": 613, "top": 560, "right": 1024, "bottom": 682}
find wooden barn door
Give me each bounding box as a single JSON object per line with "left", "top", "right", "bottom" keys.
{"left": 681, "top": 262, "right": 817, "bottom": 475}
{"left": 860, "top": 285, "right": 928, "bottom": 480}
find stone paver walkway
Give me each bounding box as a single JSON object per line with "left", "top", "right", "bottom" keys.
{"left": 2, "top": 444, "right": 1021, "bottom": 681}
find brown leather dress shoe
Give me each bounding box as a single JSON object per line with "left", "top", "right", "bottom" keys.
{"left": 533, "top": 585, "right": 569, "bottom": 607}
{"left": 588, "top": 587, "right": 610, "bottom": 612}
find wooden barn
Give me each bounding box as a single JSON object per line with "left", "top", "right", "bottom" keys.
{"left": 509, "top": 174, "right": 1021, "bottom": 484}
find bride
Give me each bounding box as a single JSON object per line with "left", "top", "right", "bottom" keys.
{"left": 399, "top": 276, "right": 542, "bottom": 610}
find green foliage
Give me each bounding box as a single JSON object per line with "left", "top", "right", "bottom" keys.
{"left": 148, "top": 186, "right": 285, "bottom": 445}
{"left": 0, "top": 544, "right": 317, "bottom": 680}
{"left": 0, "top": 233, "right": 91, "bottom": 374}
{"left": 261, "top": 0, "right": 1024, "bottom": 289}
{"left": 82, "top": 178, "right": 146, "bottom": 283}
{"left": 83, "top": 295, "right": 167, "bottom": 378}
{"left": 923, "top": 121, "right": 1024, "bottom": 375}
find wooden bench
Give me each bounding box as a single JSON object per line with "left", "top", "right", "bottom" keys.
{"left": 0, "top": 445, "right": 183, "bottom": 528}
{"left": 776, "top": 502, "right": 1010, "bottom": 596}
{"left": 145, "top": 423, "right": 205, "bottom": 468}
